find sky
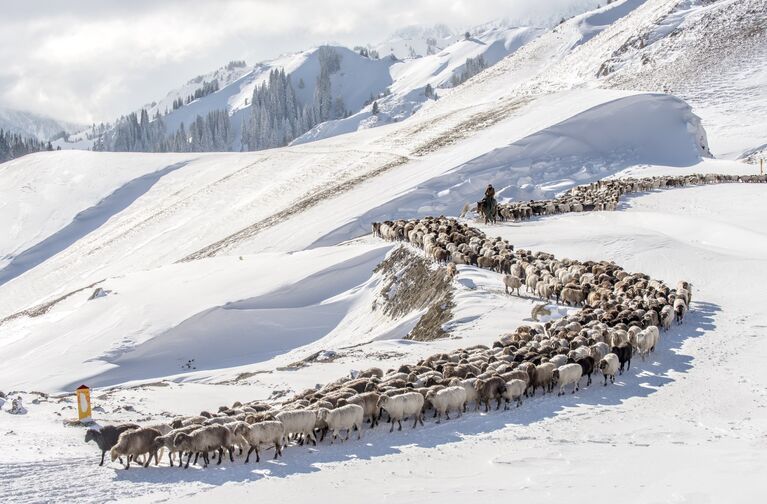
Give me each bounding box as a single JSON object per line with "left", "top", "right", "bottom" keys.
{"left": 0, "top": 0, "right": 602, "bottom": 125}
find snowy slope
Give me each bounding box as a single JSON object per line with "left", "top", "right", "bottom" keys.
{"left": 1, "top": 1, "right": 766, "bottom": 502}
{"left": 601, "top": 0, "right": 767, "bottom": 158}
{"left": 294, "top": 25, "right": 545, "bottom": 144}
{"left": 372, "top": 24, "right": 456, "bottom": 60}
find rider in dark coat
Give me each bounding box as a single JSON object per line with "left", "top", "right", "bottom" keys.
{"left": 482, "top": 184, "right": 497, "bottom": 222}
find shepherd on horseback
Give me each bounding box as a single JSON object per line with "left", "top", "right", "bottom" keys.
{"left": 478, "top": 184, "right": 498, "bottom": 224}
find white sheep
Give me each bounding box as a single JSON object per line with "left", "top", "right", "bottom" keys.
{"left": 110, "top": 427, "right": 162, "bottom": 469}
{"left": 151, "top": 425, "right": 199, "bottom": 467}
{"left": 548, "top": 354, "right": 568, "bottom": 369}
{"left": 454, "top": 377, "right": 479, "bottom": 411}
{"left": 425, "top": 386, "right": 467, "bottom": 422}
{"left": 599, "top": 354, "right": 620, "bottom": 385}
{"left": 503, "top": 275, "right": 522, "bottom": 295}
{"left": 553, "top": 363, "right": 583, "bottom": 395}
{"left": 275, "top": 409, "right": 318, "bottom": 446}
{"left": 377, "top": 392, "right": 425, "bottom": 432}
{"left": 232, "top": 421, "right": 284, "bottom": 463}
{"left": 661, "top": 305, "right": 674, "bottom": 331}
{"left": 317, "top": 404, "right": 364, "bottom": 442}
{"left": 589, "top": 342, "right": 610, "bottom": 365}
{"left": 344, "top": 392, "right": 381, "bottom": 428}
{"left": 532, "top": 362, "right": 555, "bottom": 395}
{"left": 502, "top": 379, "right": 526, "bottom": 408}
{"left": 173, "top": 424, "right": 236, "bottom": 468}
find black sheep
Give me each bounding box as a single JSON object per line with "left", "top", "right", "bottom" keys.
{"left": 85, "top": 423, "right": 139, "bottom": 466}
{"left": 576, "top": 356, "right": 595, "bottom": 386}
{"left": 611, "top": 344, "right": 633, "bottom": 374}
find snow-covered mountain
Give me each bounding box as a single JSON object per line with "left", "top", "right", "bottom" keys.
{"left": 0, "top": 107, "right": 83, "bottom": 141}
{"left": 371, "top": 23, "right": 457, "bottom": 60}
{"left": 56, "top": 21, "right": 547, "bottom": 153}
{"left": 1, "top": 0, "right": 766, "bottom": 502}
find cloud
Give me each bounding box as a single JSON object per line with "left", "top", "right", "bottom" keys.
{"left": 0, "top": 0, "right": 601, "bottom": 124}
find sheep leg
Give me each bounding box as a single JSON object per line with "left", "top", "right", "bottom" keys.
{"left": 100, "top": 451, "right": 106, "bottom": 466}
{"left": 216, "top": 447, "right": 224, "bottom": 465}
{"left": 345, "top": 428, "right": 351, "bottom": 441}
{"left": 228, "top": 447, "right": 234, "bottom": 462}
{"left": 389, "top": 420, "right": 395, "bottom": 433}
{"left": 125, "top": 456, "right": 131, "bottom": 470}
{"left": 143, "top": 454, "right": 151, "bottom": 468}
{"left": 309, "top": 430, "right": 317, "bottom": 446}
{"left": 168, "top": 450, "right": 174, "bottom": 467}
{"left": 357, "top": 423, "right": 362, "bottom": 440}
{"left": 419, "top": 413, "right": 424, "bottom": 426}
{"left": 274, "top": 442, "right": 282, "bottom": 459}
{"left": 193, "top": 452, "right": 200, "bottom": 465}
{"left": 184, "top": 452, "right": 192, "bottom": 469}
{"left": 398, "top": 419, "right": 403, "bottom": 431}
{"left": 413, "top": 415, "right": 419, "bottom": 428}
{"left": 445, "top": 410, "right": 451, "bottom": 420}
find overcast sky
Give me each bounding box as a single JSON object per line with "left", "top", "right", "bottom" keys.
{"left": 0, "top": 0, "right": 601, "bottom": 125}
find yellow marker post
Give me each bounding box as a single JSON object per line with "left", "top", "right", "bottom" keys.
{"left": 76, "top": 384, "right": 92, "bottom": 422}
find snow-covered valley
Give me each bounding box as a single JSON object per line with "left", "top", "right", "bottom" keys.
{"left": 1, "top": 0, "right": 766, "bottom": 502}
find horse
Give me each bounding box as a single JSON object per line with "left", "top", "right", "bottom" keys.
{"left": 477, "top": 197, "right": 498, "bottom": 224}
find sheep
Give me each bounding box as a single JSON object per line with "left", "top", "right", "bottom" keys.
{"left": 275, "top": 409, "right": 318, "bottom": 446}
{"left": 503, "top": 275, "right": 522, "bottom": 295}
{"left": 553, "top": 363, "right": 582, "bottom": 395}
{"left": 173, "top": 425, "right": 235, "bottom": 469}
{"left": 599, "top": 354, "right": 620, "bottom": 386}
{"left": 425, "top": 386, "right": 467, "bottom": 422}
{"left": 635, "top": 328, "right": 657, "bottom": 360}
{"left": 151, "top": 425, "right": 200, "bottom": 467}
{"left": 110, "top": 427, "right": 162, "bottom": 469}
{"left": 317, "top": 404, "right": 364, "bottom": 442}
{"left": 377, "top": 392, "right": 425, "bottom": 432}
{"left": 344, "top": 392, "right": 381, "bottom": 428}
{"left": 575, "top": 356, "right": 595, "bottom": 386}
{"left": 453, "top": 377, "right": 479, "bottom": 411}
{"left": 474, "top": 376, "right": 506, "bottom": 411}
{"left": 170, "top": 415, "right": 206, "bottom": 429}
{"left": 548, "top": 354, "right": 568, "bottom": 369}
{"left": 203, "top": 416, "right": 238, "bottom": 426}
{"left": 85, "top": 423, "right": 139, "bottom": 466}
{"left": 532, "top": 362, "right": 555, "bottom": 395}
{"left": 232, "top": 421, "right": 284, "bottom": 463}
{"left": 612, "top": 344, "right": 632, "bottom": 374}
{"left": 502, "top": 379, "right": 527, "bottom": 409}
{"left": 661, "top": 305, "right": 674, "bottom": 331}
{"left": 674, "top": 298, "right": 687, "bottom": 324}
{"left": 145, "top": 423, "right": 172, "bottom": 435}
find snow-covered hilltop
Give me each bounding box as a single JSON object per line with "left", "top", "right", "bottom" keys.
{"left": 54, "top": 19, "right": 548, "bottom": 154}
{"left": 1, "top": 0, "right": 766, "bottom": 502}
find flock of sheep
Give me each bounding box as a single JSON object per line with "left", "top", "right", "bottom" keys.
{"left": 84, "top": 173, "right": 762, "bottom": 471}
{"left": 473, "top": 173, "right": 766, "bottom": 221}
